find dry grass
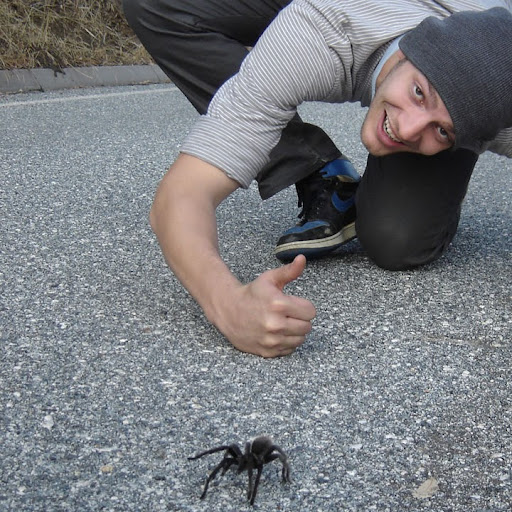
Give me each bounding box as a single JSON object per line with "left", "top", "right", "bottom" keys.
{"left": 0, "top": 0, "right": 152, "bottom": 70}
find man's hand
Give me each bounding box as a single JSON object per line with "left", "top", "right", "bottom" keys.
{"left": 151, "top": 154, "right": 316, "bottom": 358}
{"left": 213, "top": 255, "right": 316, "bottom": 357}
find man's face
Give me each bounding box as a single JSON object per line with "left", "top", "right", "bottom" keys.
{"left": 361, "top": 55, "right": 455, "bottom": 156}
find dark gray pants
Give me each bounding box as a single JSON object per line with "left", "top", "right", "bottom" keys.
{"left": 123, "top": 0, "right": 478, "bottom": 269}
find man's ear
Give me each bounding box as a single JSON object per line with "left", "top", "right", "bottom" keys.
{"left": 375, "top": 48, "right": 407, "bottom": 87}
{"left": 396, "top": 49, "right": 406, "bottom": 60}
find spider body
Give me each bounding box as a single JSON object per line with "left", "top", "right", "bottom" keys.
{"left": 188, "top": 435, "right": 291, "bottom": 505}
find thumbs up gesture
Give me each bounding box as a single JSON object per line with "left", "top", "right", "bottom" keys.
{"left": 214, "top": 255, "right": 317, "bottom": 357}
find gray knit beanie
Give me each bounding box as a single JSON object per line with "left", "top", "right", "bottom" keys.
{"left": 399, "top": 7, "right": 512, "bottom": 153}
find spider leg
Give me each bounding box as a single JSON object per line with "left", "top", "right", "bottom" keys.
{"left": 189, "top": 443, "right": 246, "bottom": 501}
{"left": 249, "top": 465, "right": 264, "bottom": 505}
{"left": 246, "top": 465, "right": 253, "bottom": 501}
{"left": 263, "top": 446, "right": 291, "bottom": 483}
{"left": 199, "top": 456, "right": 236, "bottom": 499}
{"left": 188, "top": 445, "right": 233, "bottom": 460}
{"left": 220, "top": 457, "right": 237, "bottom": 476}
{"left": 281, "top": 457, "right": 291, "bottom": 483}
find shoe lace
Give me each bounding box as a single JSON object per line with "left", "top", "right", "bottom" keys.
{"left": 296, "top": 173, "right": 336, "bottom": 221}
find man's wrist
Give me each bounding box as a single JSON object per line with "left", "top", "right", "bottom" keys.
{"left": 199, "top": 275, "right": 243, "bottom": 331}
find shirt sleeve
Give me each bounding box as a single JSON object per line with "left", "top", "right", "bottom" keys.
{"left": 485, "top": 128, "right": 512, "bottom": 158}
{"left": 180, "top": 0, "right": 346, "bottom": 188}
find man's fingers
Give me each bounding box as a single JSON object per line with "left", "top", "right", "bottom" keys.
{"left": 283, "top": 316, "right": 314, "bottom": 336}
{"left": 270, "top": 254, "right": 307, "bottom": 290}
{"left": 282, "top": 295, "right": 316, "bottom": 321}
{"left": 263, "top": 307, "right": 314, "bottom": 338}
{"left": 259, "top": 334, "right": 308, "bottom": 358}
{"left": 260, "top": 256, "right": 316, "bottom": 321}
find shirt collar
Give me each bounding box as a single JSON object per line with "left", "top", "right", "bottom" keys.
{"left": 371, "top": 35, "right": 404, "bottom": 99}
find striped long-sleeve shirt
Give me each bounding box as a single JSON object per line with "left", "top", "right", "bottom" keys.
{"left": 181, "top": 0, "right": 512, "bottom": 188}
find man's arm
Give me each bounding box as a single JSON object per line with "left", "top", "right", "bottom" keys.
{"left": 486, "top": 127, "right": 512, "bottom": 158}
{"left": 150, "top": 153, "right": 316, "bottom": 357}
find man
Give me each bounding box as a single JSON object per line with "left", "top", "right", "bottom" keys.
{"left": 123, "top": 0, "right": 512, "bottom": 357}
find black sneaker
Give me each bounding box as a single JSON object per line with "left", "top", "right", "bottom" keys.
{"left": 274, "top": 157, "right": 360, "bottom": 261}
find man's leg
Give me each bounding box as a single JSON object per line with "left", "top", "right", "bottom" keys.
{"left": 123, "top": 0, "right": 341, "bottom": 198}
{"left": 123, "top": 0, "right": 284, "bottom": 113}
{"left": 355, "top": 149, "right": 478, "bottom": 270}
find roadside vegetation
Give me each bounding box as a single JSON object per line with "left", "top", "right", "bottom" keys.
{"left": 0, "top": 0, "right": 151, "bottom": 70}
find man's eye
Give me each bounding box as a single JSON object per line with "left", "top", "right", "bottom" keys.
{"left": 438, "top": 126, "right": 449, "bottom": 139}
{"left": 414, "top": 85, "right": 424, "bottom": 99}
{"left": 437, "top": 126, "right": 454, "bottom": 145}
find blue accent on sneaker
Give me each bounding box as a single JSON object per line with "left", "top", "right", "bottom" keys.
{"left": 331, "top": 191, "right": 355, "bottom": 213}
{"left": 283, "top": 220, "right": 329, "bottom": 235}
{"left": 320, "top": 158, "right": 360, "bottom": 181}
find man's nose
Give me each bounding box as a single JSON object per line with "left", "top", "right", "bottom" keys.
{"left": 397, "top": 111, "right": 430, "bottom": 143}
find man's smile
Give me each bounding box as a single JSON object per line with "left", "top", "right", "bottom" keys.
{"left": 377, "top": 110, "right": 404, "bottom": 149}
{"left": 383, "top": 113, "right": 401, "bottom": 143}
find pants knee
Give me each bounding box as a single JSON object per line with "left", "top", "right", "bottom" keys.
{"left": 356, "top": 217, "right": 455, "bottom": 271}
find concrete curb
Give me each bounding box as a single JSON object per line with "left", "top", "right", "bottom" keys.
{"left": 0, "top": 64, "right": 170, "bottom": 94}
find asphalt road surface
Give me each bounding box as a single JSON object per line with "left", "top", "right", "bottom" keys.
{"left": 1, "top": 84, "right": 511, "bottom": 511}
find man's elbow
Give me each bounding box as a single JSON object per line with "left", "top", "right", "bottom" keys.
{"left": 149, "top": 188, "right": 166, "bottom": 236}
{"left": 149, "top": 199, "right": 158, "bottom": 234}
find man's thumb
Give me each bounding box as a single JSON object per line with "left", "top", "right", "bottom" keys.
{"left": 272, "top": 254, "right": 307, "bottom": 289}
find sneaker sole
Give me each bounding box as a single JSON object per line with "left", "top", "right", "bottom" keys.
{"left": 274, "top": 222, "right": 356, "bottom": 261}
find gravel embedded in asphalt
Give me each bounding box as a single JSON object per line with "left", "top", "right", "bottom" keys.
{"left": 0, "top": 84, "right": 511, "bottom": 511}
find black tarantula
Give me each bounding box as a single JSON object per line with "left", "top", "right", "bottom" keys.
{"left": 188, "top": 435, "right": 291, "bottom": 505}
